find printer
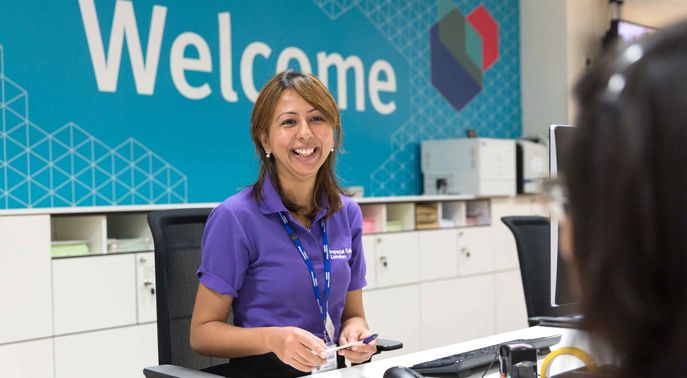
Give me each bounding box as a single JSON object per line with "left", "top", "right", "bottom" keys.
{"left": 516, "top": 139, "right": 548, "bottom": 194}
{"left": 421, "top": 138, "right": 516, "bottom": 196}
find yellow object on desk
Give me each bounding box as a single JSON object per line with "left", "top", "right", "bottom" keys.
{"left": 540, "top": 347, "right": 598, "bottom": 378}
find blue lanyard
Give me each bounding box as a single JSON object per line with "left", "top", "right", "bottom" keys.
{"left": 278, "top": 211, "right": 331, "bottom": 343}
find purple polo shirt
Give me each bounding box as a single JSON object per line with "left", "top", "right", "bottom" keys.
{"left": 197, "top": 174, "right": 367, "bottom": 342}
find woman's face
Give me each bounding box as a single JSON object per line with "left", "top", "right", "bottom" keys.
{"left": 261, "top": 89, "right": 334, "bottom": 187}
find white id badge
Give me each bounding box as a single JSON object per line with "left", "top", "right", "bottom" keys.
{"left": 312, "top": 342, "right": 338, "bottom": 374}
{"left": 325, "top": 313, "right": 336, "bottom": 344}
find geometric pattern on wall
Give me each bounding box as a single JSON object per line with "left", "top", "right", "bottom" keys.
{"left": 312, "top": 0, "right": 521, "bottom": 196}
{"left": 0, "top": 44, "right": 187, "bottom": 209}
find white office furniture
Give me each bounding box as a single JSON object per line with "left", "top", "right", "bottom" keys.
{"left": 309, "top": 326, "right": 601, "bottom": 377}
{"left": 0, "top": 195, "right": 543, "bottom": 377}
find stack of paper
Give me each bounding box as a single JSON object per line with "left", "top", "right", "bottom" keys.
{"left": 386, "top": 220, "right": 403, "bottom": 232}
{"left": 51, "top": 240, "right": 90, "bottom": 257}
{"left": 415, "top": 204, "right": 439, "bottom": 229}
{"left": 107, "top": 237, "right": 153, "bottom": 253}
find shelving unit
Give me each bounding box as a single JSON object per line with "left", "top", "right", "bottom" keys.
{"left": 0, "top": 196, "right": 544, "bottom": 376}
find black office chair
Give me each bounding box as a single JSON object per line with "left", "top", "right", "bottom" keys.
{"left": 500, "top": 216, "right": 577, "bottom": 326}
{"left": 143, "top": 208, "right": 402, "bottom": 378}
{"left": 144, "top": 208, "right": 228, "bottom": 378}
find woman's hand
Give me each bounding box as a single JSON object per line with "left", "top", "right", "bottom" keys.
{"left": 268, "top": 326, "right": 328, "bottom": 372}
{"left": 337, "top": 324, "right": 377, "bottom": 364}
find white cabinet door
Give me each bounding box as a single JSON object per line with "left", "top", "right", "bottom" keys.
{"left": 136, "top": 252, "right": 157, "bottom": 323}
{"left": 420, "top": 275, "right": 495, "bottom": 349}
{"left": 54, "top": 323, "right": 158, "bottom": 378}
{"left": 52, "top": 254, "right": 137, "bottom": 334}
{"left": 491, "top": 197, "right": 538, "bottom": 271}
{"left": 363, "top": 285, "right": 421, "bottom": 359}
{"left": 362, "top": 235, "right": 376, "bottom": 289}
{"left": 457, "top": 227, "right": 494, "bottom": 276}
{"left": 374, "top": 233, "right": 420, "bottom": 287}
{"left": 0, "top": 339, "right": 54, "bottom": 378}
{"left": 494, "top": 270, "right": 528, "bottom": 333}
{"left": 0, "top": 215, "right": 53, "bottom": 344}
{"left": 418, "top": 229, "right": 459, "bottom": 280}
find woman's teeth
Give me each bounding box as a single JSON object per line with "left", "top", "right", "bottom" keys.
{"left": 293, "top": 147, "right": 316, "bottom": 157}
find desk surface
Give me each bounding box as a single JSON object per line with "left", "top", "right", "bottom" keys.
{"left": 309, "top": 326, "right": 607, "bottom": 377}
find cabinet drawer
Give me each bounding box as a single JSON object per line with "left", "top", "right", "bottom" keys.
{"left": 418, "top": 229, "right": 459, "bottom": 280}
{"left": 54, "top": 324, "right": 157, "bottom": 378}
{"left": 53, "top": 254, "right": 137, "bottom": 334}
{"left": 363, "top": 285, "right": 421, "bottom": 359}
{"left": 420, "top": 275, "right": 495, "bottom": 348}
{"left": 374, "top": 233, "right": 420, "bottom": 287}
{"left": 136, "top": 252, "right": 157, "bottom": 323}
{"left": 457, "top": 227, "right": 494, "bottom": 275}
{"left": 362, "top": 235, "right": 376, "bottom": 289}
{"left": 0, "top": 339, "right": 54, "bottom": 378}
{"left": 0, "top": 215, "right": 53, "bottom": 343}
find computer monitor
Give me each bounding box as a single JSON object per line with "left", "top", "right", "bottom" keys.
{"left": 549, "top": 124, "right": 576, "bottom": 307}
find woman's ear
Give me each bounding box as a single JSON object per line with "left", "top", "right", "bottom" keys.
{"left": 259, "top": 133, "right": 269, "bottom": 152}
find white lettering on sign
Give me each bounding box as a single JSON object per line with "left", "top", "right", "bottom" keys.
{"left": 78, "top": 0, "right": 398, "bottom": 114}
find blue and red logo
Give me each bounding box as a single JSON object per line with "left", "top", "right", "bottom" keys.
{"left": 430, "top": 3, "right": 499, "bottom": 111}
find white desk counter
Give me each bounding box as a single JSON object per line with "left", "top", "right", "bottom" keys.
{"left": 310, "top": 326, "right": 609, "bottom": 378}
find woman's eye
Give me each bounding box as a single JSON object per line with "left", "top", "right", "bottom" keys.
{"left": 281, "top": 119, "right": 297, "bottom": 126}
{"left": 311, "top": 115, "right": 325, "bottom": 122}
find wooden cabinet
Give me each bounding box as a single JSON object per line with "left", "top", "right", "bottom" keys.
{"left": 54, "top": 323, "right": 157, "bottom": 378}
{"left": 0, "top": 339, "right": 54, "bottom": 378}
{"left": 0, "top": 215, "right": 53, "bottom": 344}
{"left": 52, "top": 254, "right": 137, "bottom": 334}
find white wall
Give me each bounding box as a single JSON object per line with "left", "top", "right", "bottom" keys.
{"left": 520, "top": 0, "right": 569, "bottom": 139}
{"left": 520, "top": 0, "right": 687, "bottom": 138}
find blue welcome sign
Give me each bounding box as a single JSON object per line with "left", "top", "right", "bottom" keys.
{"left": 0, "top": 0, "right": 520, "bottom": 208}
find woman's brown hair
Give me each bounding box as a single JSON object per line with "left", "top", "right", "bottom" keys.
{"left": 250, "top": 71, "right": 344, "bottom": 219}
{"left": 567, "top": 20, "right": 687, "bottom": 377}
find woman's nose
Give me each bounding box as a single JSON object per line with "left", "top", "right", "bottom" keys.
{"left": 296, "top": 119, "right": 314, "bottom": 139}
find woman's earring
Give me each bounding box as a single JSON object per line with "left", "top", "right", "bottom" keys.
{"left": 330, "top": 146, "right": 335, "bottom": 152}
{"left": 265, "top": 150, "right": 271, "bottom": 159}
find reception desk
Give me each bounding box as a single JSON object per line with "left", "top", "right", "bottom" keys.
{"left": 310, "top": 326, "right": 608, "bottom": 378}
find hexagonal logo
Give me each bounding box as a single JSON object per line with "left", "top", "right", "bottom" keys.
{"left": 430, "top": 3, "right": 499, "bottom": 111}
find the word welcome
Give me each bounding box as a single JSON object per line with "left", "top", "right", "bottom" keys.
{"left": 78, "top": 0, "right": 398, "bottom": 114}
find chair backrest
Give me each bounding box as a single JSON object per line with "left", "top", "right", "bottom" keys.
{"left": 500, "top": 216, "right": 576, "bottom": 322}
{"left": 148, "top": 208, "right": 228, "bottom": 370}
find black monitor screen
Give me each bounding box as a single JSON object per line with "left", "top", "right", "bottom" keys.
{"left": 549, "top": 125, "right": 576, "bottom": 307}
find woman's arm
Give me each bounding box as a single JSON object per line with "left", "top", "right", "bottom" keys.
{"left": 338, "top": 289, "right": 377, "bottom": 363}
{"left": 190, "top": 283, "right": 328, "bottom": 372}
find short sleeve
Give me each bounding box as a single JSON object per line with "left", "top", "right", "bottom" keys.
{"left": 347, "top": 201, "right": 367, "bottom": 291}
{"left": 197, "top": 204, "right": 251, "bottom": 297}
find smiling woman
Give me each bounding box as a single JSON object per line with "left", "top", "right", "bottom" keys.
{"left": 251, "top": 72, "right": 343, "bottom": 225}
{"left": 191, "top": 71, "right": 377, "bottom": 377}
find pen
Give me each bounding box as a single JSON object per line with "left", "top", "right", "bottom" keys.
{"left": 326, "top": 334, "right": 378, "bottom": 353}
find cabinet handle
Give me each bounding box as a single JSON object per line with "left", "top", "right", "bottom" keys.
{"left": 143, "top": 280, "right": 155, "bottom": 295}
{"left": 461, "top": 247, "right": 471, "bottom": 258}
{"left": 376, "top": 237, "right": 383, "bottom": 243}
{"left": 379, "top": 256, "right": 389, "bottom": 268}
{"left": 139, "top": 257, "right": 147, "bottom": 263}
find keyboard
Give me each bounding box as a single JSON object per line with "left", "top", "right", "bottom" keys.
{"left": 410, "top": 334, "right": 561, "bottom": 375}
